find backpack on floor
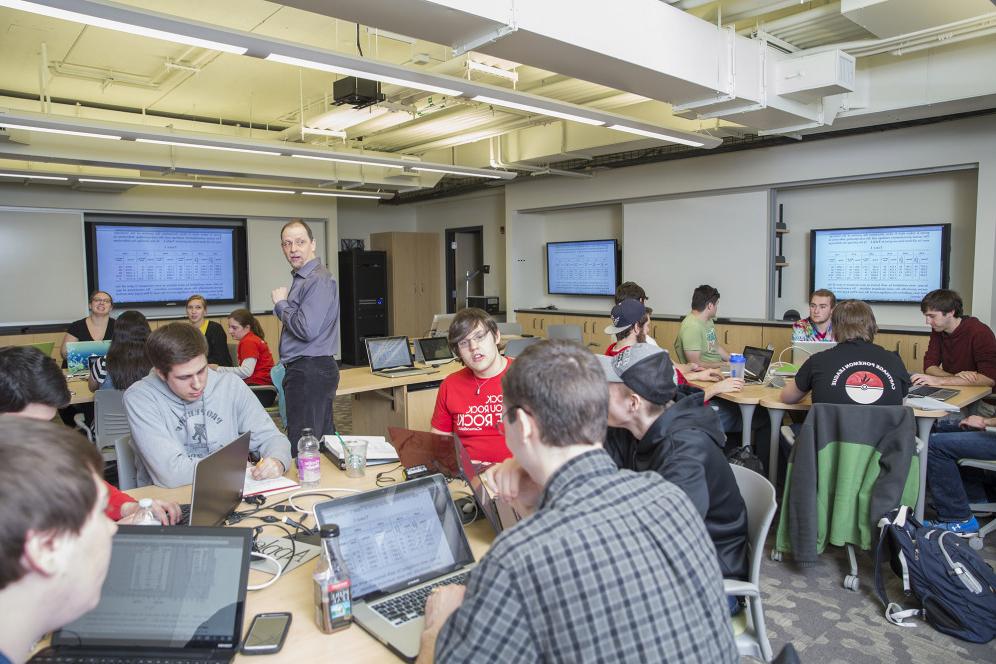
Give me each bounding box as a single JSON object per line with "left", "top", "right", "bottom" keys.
{"left": 874, "top": 505, "right": 996, "bottom": 643}
{"left": 726, "top": 444, "right": 765, "bottom": 476}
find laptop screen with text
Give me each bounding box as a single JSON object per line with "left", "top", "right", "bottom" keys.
{"left": 313, "top": 475, "right": 473, "bottom": 601}
{"left": 53, "top": 527, "right": 250, "bottom": 650}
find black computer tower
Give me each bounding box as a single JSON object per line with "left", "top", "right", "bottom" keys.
{"left": 339, "top": 250, "right": 388, "bottom": 365}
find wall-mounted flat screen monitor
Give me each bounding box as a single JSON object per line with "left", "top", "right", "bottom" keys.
{"left": 546, "top": 239, "right": 620, "bottom": 296}
{"left": 85, "top": 219, "right": 247, "bottom": 307}
{"left": 809, "top": 223, "right": 950, "bottom": 304}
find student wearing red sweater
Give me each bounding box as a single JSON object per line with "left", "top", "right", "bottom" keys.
{"left": 430, "top": 308, "right": 512, "bottom": 463}
{"left": 214, "top": 309, "right": 276, "bottom": 407}
{"left": 0, "top": 346, "right": 180, "bottom": 525}
{"left": 912, "top": 289, "right": 996, "bottom": 389}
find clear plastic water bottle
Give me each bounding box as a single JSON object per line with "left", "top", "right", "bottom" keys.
{"left": 729, "top": 353, "right": 747, "bottom": 380}
{"left": 297, "top": 428, "right": 321, "bottom": 488}
{"left": 314, "top": 524, "right": 352, "bottom": 634}
{"left": 132, "top": 498, "right": 161, "bottom": 525}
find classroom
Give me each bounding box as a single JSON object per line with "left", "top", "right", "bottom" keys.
{"left": 1, "top": 2, "right": 995, "bottom": 663}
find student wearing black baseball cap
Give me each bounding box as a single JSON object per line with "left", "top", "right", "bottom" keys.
{"left": 599, "top": 344, "right": 749, "bottom": 611}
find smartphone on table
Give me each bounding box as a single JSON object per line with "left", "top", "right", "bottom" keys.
{"left": 241, "top": 612, "right": 292, "bottom": 655}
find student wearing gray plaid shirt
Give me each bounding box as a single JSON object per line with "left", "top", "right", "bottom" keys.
{"left": 417, "top": 340, "right": 738, "bottom": 663}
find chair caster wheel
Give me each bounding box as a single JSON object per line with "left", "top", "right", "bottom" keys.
{"left": 969, "top": 536, "right": 984, "bottom": 551}
{"left": 843, "top": 575, "right": 859, "bottom": 591}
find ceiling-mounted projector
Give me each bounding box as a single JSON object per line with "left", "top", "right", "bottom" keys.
{"left": 333, "top": 77, "right": 385, "bottom": 109}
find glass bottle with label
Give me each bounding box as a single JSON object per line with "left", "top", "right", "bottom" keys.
{"left": 314, "top": 524, "right": 352, "bottom": 633}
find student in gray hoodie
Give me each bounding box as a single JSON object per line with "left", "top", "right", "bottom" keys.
{"left": 124, "top": 322, "right": 292, "bottom": 488}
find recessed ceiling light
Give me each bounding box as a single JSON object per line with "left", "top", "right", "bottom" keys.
{"left": 0, "top": 121, "right": 121, "bottom": 140}
{"left": 0, "top": 0, "right": 248, "bottom": 54}
{"left": 136, "top": 138, "right": 281, "bottom": 156}
{"left": 472, "top": 95, "right": 605, "bottom": 126}
{"left": 265, "top": 53, "right": 463, "bottom": 97}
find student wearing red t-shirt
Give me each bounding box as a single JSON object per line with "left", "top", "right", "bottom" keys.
{"left": 431, "top": 308, "right": 512, "bottom": 463}
{"left": 215, "top": 309, "right": 277, "bottom": 407}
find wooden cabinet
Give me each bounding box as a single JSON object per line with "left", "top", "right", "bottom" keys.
{"left": 715, "top": 323, "right": 764, "bottom": 354}
{"left": 650, "top": 320, "right": 681, "bottom": 356}
{"left": 515, "top": 312, "right": 563, "bottom": 337}
{"left": 874, "top": 332, "right": 928, "bottom": 374}
{"left": 370, "top": 232, "right": 442, "bottom": 339}
{"left": 762, "top": 325, "right": 794, "bottom": 362}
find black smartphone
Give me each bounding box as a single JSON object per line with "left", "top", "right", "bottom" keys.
{"left": 241, "top": 612, "right": 292, "bottom": 655}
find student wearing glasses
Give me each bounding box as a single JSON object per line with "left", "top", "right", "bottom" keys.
{"left": 61, "top": 290, "right": 115, "bottom": 366}
{"left": 430, "top": 308, "right": 512, "bottom": 462}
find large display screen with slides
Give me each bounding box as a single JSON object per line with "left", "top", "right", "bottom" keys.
{"left": 547, "top": 239, "right": 620, "bottom": 296}
{"left": 86, "top": 220, "right": 247, "bottom": 306}
{"left": 809, "top": 224, "right": 950, "bottom": 303}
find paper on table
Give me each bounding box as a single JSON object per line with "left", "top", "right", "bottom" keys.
{"left": 249, "top": 536, "right": 320, "bottom": 575}
{"left": 322, "top": 435, "right": 399, "bottom": 462}
{"left": 243, "top": 467, "right": 300, "bottom": 497}
{"left": 904, "top": 396, "right": 961, "bottom": 413}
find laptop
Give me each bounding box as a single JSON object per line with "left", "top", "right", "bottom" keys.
{"left": 454, "top": 435, "right": 521, "bottom": 534}
{"left": 742, "top": 345, "right": 774, "bottom": 383}
{"left": 365, "top": 336, "right": 438, "bottom": 378}
{"left": 177, "top": 432, "right": 252, "bottom": 526}
{"left": 32, "top": 526, "right": 251, "bottom": 664}
{"left": 312, "top": 475, "right": 476, "bottom": 661}
{"left": 65, "top": 340, "right": 111, "bottom": 375}
{"left": 414, "top": 336, "right": 455, "bottom": 367}
{"left": 792, "top": 340, "right": 838, "bottom": 367}
{"left": 428, "top": 314, "right": 456, "bottom": 338}
{"left": 387, "top": 427, "right": 462, "bottom": 478}
{"left": 908, "top": 385, "right": 960, "bottom": 401}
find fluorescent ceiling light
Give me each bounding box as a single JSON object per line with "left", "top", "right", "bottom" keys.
{"left": 201, "top": 185, "right": 293, "bottom": 194}
{"left": 607, "top": 124, "right": 705, "bottom": 148}
{"left": 0, "top": 172, "right": 68, "bottom": 180}
{"left": 79, "top": 178, "right": 191, "bottom": 187}
{"left": 301, "top": 127, "right": 348, "bottom": 139}
{"left": 0, "top": 0, "right": 247, "bottom": 54}
{"left": 412, "top": 166, "right": 504, "bottom": 180}
{"left": 291, "top": 153, "right": 403, "bottom": 170}
{"left": 467, "top": 60, "right": 518, "bottom": 83}
{"left": 265, "top": 53, "right": 462, "bottom": 97}
{"left": 472, "top": 95, "right": 605, "bottom": 126}
{"left": 136, "top": 138, "right": 280, "bottom": 156}
{"left": 301, "top": 191, "right": 381, "bottom": 199}
{"left": 0, "top": 121, "right": 121, "bottom": 140}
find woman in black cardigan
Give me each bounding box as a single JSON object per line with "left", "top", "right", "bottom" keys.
{"left": 185, "top": 294, "right": 233, "bottom": 367}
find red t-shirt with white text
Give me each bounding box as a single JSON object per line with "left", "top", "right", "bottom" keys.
{"left": 431, "top": 360, "right": 513, "bottom": 463}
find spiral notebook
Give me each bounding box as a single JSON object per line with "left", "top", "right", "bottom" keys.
{"left": 321, "top": 435, "right": 400, "bottom": 469}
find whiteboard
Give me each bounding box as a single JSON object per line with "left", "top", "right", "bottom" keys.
{"left": 622, "top": 191, "right": 770, "bottom": 318}
{"left": 0, "top": 208, "right": 88, "bottom": 327}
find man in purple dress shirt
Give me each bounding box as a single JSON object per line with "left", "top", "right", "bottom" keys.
{"left": 271, "top": 220, "right": 340, "bottom": 452}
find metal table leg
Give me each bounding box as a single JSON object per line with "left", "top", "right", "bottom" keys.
{"left": 738, "top": 403, "right": 756, "bottom": 448}
{"left": 767, "top": 408, "right": 786, "bottom": 485}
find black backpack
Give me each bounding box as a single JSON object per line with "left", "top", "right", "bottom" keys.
{"left": 874, "top": 505, "right": 996, "bottom": 643}
{"left": 726, "top": 444, "right": 764, "bottom": 476}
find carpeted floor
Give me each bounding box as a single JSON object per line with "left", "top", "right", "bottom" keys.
{"left": 760, "top": 528, "right": 996, "bottom": 662}
{"left": 330, "top": 395, "right": 996, "bottom": 661}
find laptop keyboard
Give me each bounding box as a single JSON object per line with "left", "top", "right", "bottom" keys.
{"left": 371, "top": 572, "right": 469, "bottom": 625}
{"left": 176, "top": 503, "right": 191, "bottom": 526}
{"left": 31, "top": 654, "right": 215, "bottom": 664}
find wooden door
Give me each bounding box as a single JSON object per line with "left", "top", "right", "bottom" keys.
{"left": 874, "top": 332, "right": 928, "bottom": 374}
{"left": 415, "top": 233, "right": 442, "bottom": 337}
{"left": 515, "top": 313, "right": 547, "bottom": 336}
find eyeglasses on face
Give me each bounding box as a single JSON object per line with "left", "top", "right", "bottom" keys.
{"left": 457, "top": 330, "right": 491, "bottom": 350}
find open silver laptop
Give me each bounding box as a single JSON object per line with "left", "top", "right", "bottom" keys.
{"left": 365, "top": 335, "right": 438, "bottom": 378}
{"left": 177, "top": 432, "right": 251, "bottom": 526}
{"left": 428, "top": 313, "right": 456, "bottom": 338}
{"left": 313, "top": 474, "right": 476, "bottom": 661}
{"left": 414, "top": 336, "right": 455, "bottom": 367}
{"left": 454, "top": 435, "right": 521, "bottom": 534}
{"left": 32, "top": 526, "right": 251, "bottom": 664}
{"left": 792, "top": 340, "right": 837, "bottom": 367}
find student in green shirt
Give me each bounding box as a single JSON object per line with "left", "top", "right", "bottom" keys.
{"left": 675, "top": 285, "right": 730, "bottom": 367}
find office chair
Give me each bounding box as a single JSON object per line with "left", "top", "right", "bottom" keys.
{"left": 115, "top": 434, "right": 139, "bottom": 491}
{"left": 270, "top": 363, "right": 287, "bottom": 429}
{"left": 546, "top": 324, "right": 583, "bottom": 343}
{"left": 228, "top": 343, "right": 239, "bottom": 366}
{"left": 94, "top": 389, "right": 131, "bottom": 461}
{"left": 725, "top": 465, "right": 776, "bottom": 662}
{"left": 503, "top": 337, "right": 540, "bottom": 358}
{"left": 957, "top": 456, "right": 996, "bottom": 550}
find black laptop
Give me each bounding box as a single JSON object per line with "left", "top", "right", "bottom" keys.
{"left": 742, "top": 346, "right": 775, "bottom": 383}
{"left": 179, "top": 432, "right": 252, "bottom": 526}
{"left": 31, "top": 526, "right": 252, "bottom": 664}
